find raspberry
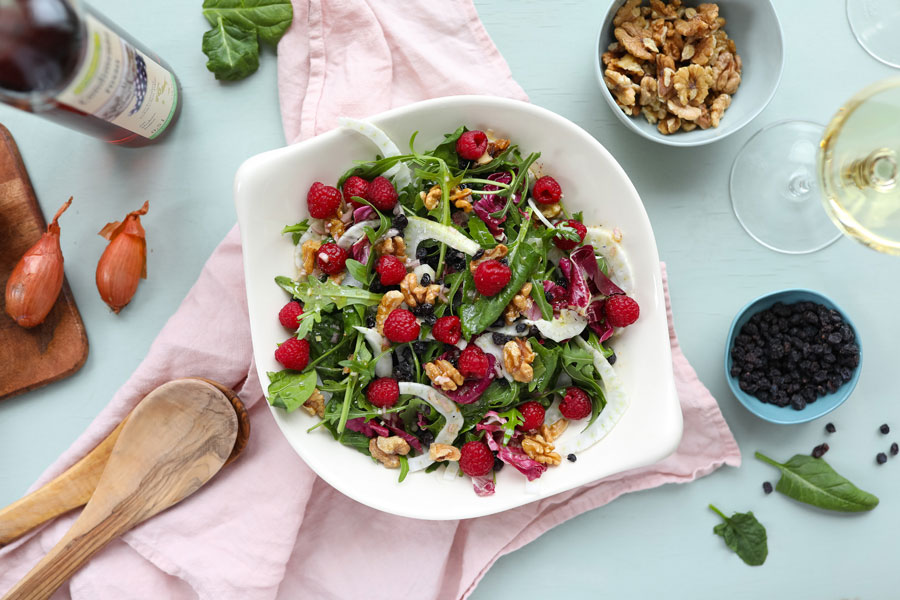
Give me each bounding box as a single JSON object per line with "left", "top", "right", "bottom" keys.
{"left": 559, "top": 387, "right": 592, "bottom": 420}
{"left": 553, "top": 219, "right": 588, "bottom": 251}
{"left": 274, "top": 337, "right": 310, "bottom": 371}
{"left": 278, "top": 300, "right": 304, "bottom": 330}
{"left": 317, "top": 242, "right": 348, "bottom": 275}
{"left": 383, "top": 309, "right": 420, "bottom": 343}
{"left": 307, "top": 182, "right": 342, "bottom": 219}
{"left": 458, "top": 344, "right": 490, "bottom": 379}
{"left": 432, "top": 315, "right": 461, "bottom": 345}
{"left": 375, "top": 255, "right": 406, "bottom": 286}
{"left": 366, "top": 377, "right": 400, "bottom": 408}
{"left": 459, "top": 441, "right": 494, "bottom": 476}
{"left": 532, "top": 176, "right": 562, "bottom": 205}
{"left": 605, "top": 295, "right": 640, "bottom": 328}
{"left": 518, "top": 401, "right": 545, "bottom": 432}
{"left": 473, "top": 260, "right": 511, "bottom": 297}
{"left": 456, "top": 130, "right": 488, "bottom": 160}
{"left": 342, "top": 176, "right": 369, "bottom": 208}
{"left": 366, "top": 176, "right": 398, "bottom": 211}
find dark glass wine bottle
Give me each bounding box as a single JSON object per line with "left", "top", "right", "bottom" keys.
{"left": 0, "top": 0, "right": 181, "bottom": 147}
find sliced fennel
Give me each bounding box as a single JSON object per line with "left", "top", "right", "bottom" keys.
{"left": 399, "top": 382, "right": 464, "bottom": 472}
{"left": 583, "top": 226, "right": 634, "bottom": 294}
{"left": 353, "top": 326, "right": 393, "bottom": 378}
{"left": 561, "top": 337, "right": 630, "bottom": 454}
{"left": 404, "top": 215, "right": 480, "bottom": 260}
{"left": 527, "top": 309, "right": 587, "bottom": 342}
{"left": 338, "top": 117, "right": 412, "bottom": 189}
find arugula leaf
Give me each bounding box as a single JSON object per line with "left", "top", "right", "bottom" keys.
{"left": 338, "top": 343, "right": 378, "bottom": 389}
{"left": 344, "top": 259, "right": 369, "bottom": 284}
{"left": 202, "top": 0, "right": 293, "bottom": 46}
{"left": 460, "top": 243, "right": 539, "bottom": 338}
{"left": 560, "top": 341, "right": 607, "bottom": 425}
{"left": 709, "top": 505, "right": 768, "bottom": 566}
{"left": 266, "top": 369, "right": 317, "bottom": 412}
{"left": 554, "top": 222, "right": 582, "bottom": 242}
{"left": 481, "top": 380, "right": 522, "bottom": 410}
{"left": 468, "top": 215, "right": 497, "bottom": 248}
{"left": 572, "top": 211, "right": 584, "bottom": 223}
{"left": 755, "top": 452, "right": 879, "bottom": 512}
{"left": 281, "top": 219, "right": 310, "bottom": 245}
{"left": 496, "top": 408, "right": 523, "bottom": 444}
{"left": 428, "top": 125, "right": 466, "bottom": 164}
{"left": 276, "top": 276, "right": 381, "bottom": 338}
{"left": 530, "top": 277, "right": 552, "bottom": 320}
{"left": 201, "top": 16, "right": 259, "bottom": 81}
{"left": 398, "top": 455, "right": 410, "bottom": 482}
{"left": 528, "top": 338, "right": 560, "bottom": 393}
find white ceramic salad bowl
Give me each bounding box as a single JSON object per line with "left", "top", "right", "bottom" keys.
{"left": 234, "top": 95, "right": 683, "bottom": 520}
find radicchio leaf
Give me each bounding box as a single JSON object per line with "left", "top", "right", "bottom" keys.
{"left": 353, "top": 205, "right": 376, "bottom": 223}
{"left": 475, "top": 410, "right": 506, "bottom": 435}
{"left": 350, "top": 236, "right": 371, "bottom": 264}
{"left": 586, "top": 299, "right": 614, "bottom": 342}
{"left": 571, "top": 245, "right": 624, "bottom": 297}
{"left": 446, "top": 355, "right": 496, "bottom": 405}
{"left": 559, "top": 257, "right": 590, "bottom": 308}
{"left": 473, "top": 193, "right": 507, "bottom": 236}
{"left": 472, "top": 474, "right": 496, "bottom": 497}
{"left": 497, "top": 445, "right": 547, "bottom": 481}
{"left": 345, "top": 418, "right": 389, "bottom": 438}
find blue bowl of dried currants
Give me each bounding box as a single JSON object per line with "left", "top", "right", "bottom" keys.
{"left": 725, "top": 289, "right": 862, "bottom": 425}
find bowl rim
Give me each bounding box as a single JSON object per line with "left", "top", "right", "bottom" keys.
{"left": 724, "top": 288, "right": 862, "bottom": 424}
{"left": 234, "top": 94, "right": 684, "bottom": 519}
{"left": 594, "top": 0, "right": 786, "bottom": 147}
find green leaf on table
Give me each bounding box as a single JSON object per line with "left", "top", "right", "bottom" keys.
{"left": 266, "top": 369, "right": 317, "bottom": 412}
{"left": 202, "top": 16, "right": 259, "bottom": 81}
{"left": 202, "top": 0, "right": 294, "bottom": 46}
{"left": 460, "top": 243, "right": 539, "bottom": 338}
{"left": 755, "top": 452, "right": 879, "bottom": 512}
{"left": 281, "top": 219, "right": 310, "bottom": 245}
{"left": 709, "top": 504, "right": 768, "bottom": 566}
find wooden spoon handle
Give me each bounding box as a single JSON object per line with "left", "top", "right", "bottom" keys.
{"left": 0, "top": 419, "right": 126, "bottom": 547}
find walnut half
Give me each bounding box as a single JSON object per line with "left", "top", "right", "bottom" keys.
{"left": 369, "top": 436, "right": 410, "bottom": 469}
{"left": 503, "top": 338, "right": 535, "bottom": 383}
{"left": 424, "top": 360, "right": 465, "bottom": 391}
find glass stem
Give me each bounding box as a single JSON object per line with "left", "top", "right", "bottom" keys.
{"left": 843, "top": 148, "right": 898, "bottom": 193}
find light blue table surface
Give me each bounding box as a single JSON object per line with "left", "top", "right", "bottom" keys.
{"left": 1, "top": 1, "right": 897, "bottom": 598}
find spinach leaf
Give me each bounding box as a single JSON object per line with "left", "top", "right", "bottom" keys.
{"left": 428, "top": 125, "right": 466, "bottom": 164}
{"left": 320, "top": 422, "right": 371, "bottom": 455}
{"left": 345, "top": 259, "right": 369, "bottom": 285}
{"left": 202, "top": 0, "right": 293, "bottom": 46}
{"left": 460, "top": 243, "right": 539, "bottom": 338}
{"left": 755, "top": 452, "right": 879, "bottom": 512}
{"left": 530, "top": 277, "right": 552, "bottom": 320}
{"left": 468, "top": 216, "right": 497, "bottom": 248}
{"left": 460, "top": 396, "right": 492, "bottom": 433}
{"left": 266, "top": 369, "right": 317, "bottom": 412}
{"left": 201, "top": 16, "right": 259, "bottom": 81}
{"left": 709, "top": 504, "right": 768, "bottom": 566}
{"left": 281, "top": 219, "right": 310, "bottom": 245}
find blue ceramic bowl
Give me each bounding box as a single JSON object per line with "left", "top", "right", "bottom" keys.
{"left": 725, "top": 289, "right": 862, "bottom": 424}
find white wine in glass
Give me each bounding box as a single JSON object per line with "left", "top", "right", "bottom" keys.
{"left": 731, "top": 78, "right": 900, "bottom": 255}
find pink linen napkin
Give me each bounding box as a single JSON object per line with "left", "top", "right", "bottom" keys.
{"left": 0, "top": 1, "right": 740, "bottom": 598}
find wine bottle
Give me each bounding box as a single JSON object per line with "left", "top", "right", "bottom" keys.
{"left": 0, "top": 0, "right": 181, "bottom": 147}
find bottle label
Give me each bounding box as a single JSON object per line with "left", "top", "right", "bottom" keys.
{"left": 55, "top": 14, "right": 177, "bottom": 140}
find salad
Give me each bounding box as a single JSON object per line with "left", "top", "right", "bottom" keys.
{"left": 267, "top": 121, "right": 641, "bottom": 496}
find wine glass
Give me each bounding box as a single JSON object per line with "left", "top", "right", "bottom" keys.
{"left": 731, "top": 77, "right": 900, "bottom": 254}
{"left": 847, "top": 0, "right": 900, "bottom": 69}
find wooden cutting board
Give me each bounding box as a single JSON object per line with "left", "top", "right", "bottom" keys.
{"left": 0, "top": 124, "right": 88, "bottom": 400}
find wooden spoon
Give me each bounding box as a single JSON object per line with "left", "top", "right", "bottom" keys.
{"left": 2, "top": 379, "right": 239, "bottom": 600}
{"left": 0, "top": 377, "right": 250, "bottom": 547}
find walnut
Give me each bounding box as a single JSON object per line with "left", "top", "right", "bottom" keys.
{"left": 429, "top": 443, "right": 461, "bottom": 462}
{"left": 503, "top": 338, "right": 535, "bottom": 383}
{"left": 681, "top": 121, "right": 698, "bottom": 132}
{"left": 374, "top": 236, "right": 406, "bottom": 261}
{"left": 674, "top": 4, "right": 717, "bottom": 38}
{"left": 504, "top": 282, "right": 533, "bottom": 324}
{"left": 487, "top": 138, "right": 511, "bottom": 157}
{"left": 667, "top": 98, "right": 701, "bottom": 121}
{"left": 672, "top": 64, "right": 712, "bottom": 106}
{"left": 302, "top": 389, "right": 325, "bottom": 418}
{"left": 608, "top": 53, "right": 645, "bottom": 77}
{"left": 543, "top": 418, "right": 569, "bottom": 442}
{"left": 711, "top": 51, "right": 741, "bottom": 94}
{"left": 539, "top": 202, "right": 563, "bottom": 219}
{"left": 604, "top": 68, "right": 639, "bottom": 107}
{"left": 657, "top": 115, "right": 682, "bottom": 135}
{"left": 648, "top": 19, "right": 669, "bottom": 49}
{"left": 299, "top": 240, "right": 321, "bottom": 276}
{"left": 641, "top": 105, "right": 667, "bottom": 124}
{"left": 614, "top": 22, "right": 654, "bottom": 61}
{"left": 470, "top": 244, "right": 508, "bottom": 271}
{"left": 649, "top": 0, "right": 677, "bottom": 19}
{"left": 613, "top": 0, "right": 644, "bottom": 26}
{"left": 420, "top": 185, "right": 442, "bottom": 210}
{"left": 521, "top": 432, "right": 562, "bottom": 466}
{"left": 375, "top": 290, "right": 404, "bottom": 335}
{"left": 691, "top": 34, "right": 716, "bottom": 66}
{"left": 400, "top": 272, "right": 441, "bottom": 308}
{"left": 697, "top": 93, "right": 731, "bottom": 129}
{"left": 369, "top": 436, "right": 410, "bottom": 469}
{"left": 662, "top": 31, "right": 684, "bottom": 61}
{"left": 424, "top": 359, "right": 465, "bottom": 391}
{"left": 681, "top": 42, "right": 695, "bottom": 61}
{"left": 656, "top": 54, "right": 676, "bottom": 99}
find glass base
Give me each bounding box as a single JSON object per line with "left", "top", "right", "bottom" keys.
{"left": 847, "top": 0, "right": 900, "bottom": 69}
{"left": 730, "top": 121, "right": 842, "bottom": 254}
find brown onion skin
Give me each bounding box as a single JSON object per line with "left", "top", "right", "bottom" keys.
{"left": 96, "top": 201, "right": 149, "bottom": 314}
{"left": 4, "top": 198, "right": 71, "bottom": 328}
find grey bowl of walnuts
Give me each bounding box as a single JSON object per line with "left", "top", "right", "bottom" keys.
{"left": 595, "top": 0, "right": 784, "bottom": 146}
